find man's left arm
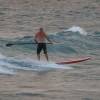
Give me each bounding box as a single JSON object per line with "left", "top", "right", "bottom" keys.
{"left": 45, "top": 34, "right": 52, "bottom": 44}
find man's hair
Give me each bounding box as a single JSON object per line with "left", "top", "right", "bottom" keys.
{"left": 40, "top": 28, "right": 43, "bottom": 31}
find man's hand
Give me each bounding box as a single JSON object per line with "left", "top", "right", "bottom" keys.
{"left": 34, "top": 39, "right": 38, "bottom": 44}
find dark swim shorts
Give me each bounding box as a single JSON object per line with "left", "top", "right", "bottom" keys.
{"left": 37, "top": 43, "right": 47, "bottom": 54}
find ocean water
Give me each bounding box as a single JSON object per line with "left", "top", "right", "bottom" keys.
{"left": 0, "top": 28, "right": 100, "bottom": 100}
{"left": 0, "top": 0, "right": 100, "bottom": 100}
{"left": 0, "top": 26, "right": 100, "bottom": 74}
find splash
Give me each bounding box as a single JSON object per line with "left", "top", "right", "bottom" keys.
{"left": 0, "top": 53, "right": 72, "bottom": 75}
{"left": 66, "top": 26, "right": 88, "bottom": 35}
{"left": 0, "top": 53, "right": 17, "bottom": 75}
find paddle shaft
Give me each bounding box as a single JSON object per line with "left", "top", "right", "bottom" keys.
{"left": 6, "top": 42, "right": 52, "bottom": 47}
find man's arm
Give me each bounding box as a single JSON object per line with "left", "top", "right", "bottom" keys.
{"left": 45, "top": 34, "right": 52, "bottom": 44}
{"left": 34, "top": 34, "right": 38, "bottom": 43}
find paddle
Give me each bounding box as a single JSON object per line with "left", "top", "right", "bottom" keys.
{"left": 6, "top": 42, "right": 53, "bottom": 47}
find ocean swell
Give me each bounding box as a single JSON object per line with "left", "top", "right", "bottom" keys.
{"left": 3, "top": 26, "right": 99, "bottom": 54}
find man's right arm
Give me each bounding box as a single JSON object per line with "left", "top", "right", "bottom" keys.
{"left": 34, "top": 34, "right": 38, "bottom": 43}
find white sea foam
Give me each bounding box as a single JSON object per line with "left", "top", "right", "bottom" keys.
{"left": 0, "top": 53, "right": 6, "bottom": 59}
{"left": 29, "top": 60, "right": 72, "bottom": 69}
{"left": 0, "top": 53, "right": 72, "bottom": 75}
{"left": 0, "top": 66, "right": 14, "bottom": 75}
{"left": 17, "top": 58, "right": 72, "bottom": 70}
{"left": 66, "top": 26, "right": 88, "bottom": 35}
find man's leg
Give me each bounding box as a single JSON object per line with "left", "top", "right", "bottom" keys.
{"left": 43, "top": 43, "right": 49, "bottom": 61}
{"left": 44, "top": 53, "right": 49, "bottom": 61}
{"left": 37, "top": 43, "right": 42, "bottom": 60}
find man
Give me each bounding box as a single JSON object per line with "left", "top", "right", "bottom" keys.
{"left": 35, "top": 28, "right": 52, "bottom": 61}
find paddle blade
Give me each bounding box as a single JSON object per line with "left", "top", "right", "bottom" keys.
{"left": 6, "top": 43, "right": 14, "bottom": 47}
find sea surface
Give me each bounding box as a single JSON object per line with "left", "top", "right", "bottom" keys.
{"left": 0, "top": 25, "right": 100, "bottom": 74}
{"left": 0, "top": 26, "right": 100, "bottom": 100}
{"left": 0, "top": 0, "right": 100, "bottom": 100}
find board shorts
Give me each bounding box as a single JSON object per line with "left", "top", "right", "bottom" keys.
{"left": 37, "top": 43, "right": 47, "bottom": 54}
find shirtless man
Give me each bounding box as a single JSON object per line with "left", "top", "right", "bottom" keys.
{"left": 35, "top": 28, "right": 52, "bottom": 61}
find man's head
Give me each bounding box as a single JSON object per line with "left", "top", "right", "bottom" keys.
{"left": 40, "top": 28, "right": 43, "bottom": 32}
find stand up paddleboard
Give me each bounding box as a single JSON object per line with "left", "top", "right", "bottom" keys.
{"left": 56, "top": 57, "right": 91, "bottom": 65}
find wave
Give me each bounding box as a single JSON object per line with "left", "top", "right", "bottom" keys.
{"left": 0, "top": 26, "right": 100, "bottom": 55}
{"left": 0, "top": 53, "right": 72, "bottom": 75}
{"left": 0, "top": 27, "right": 99, "bottom": 75}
